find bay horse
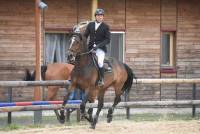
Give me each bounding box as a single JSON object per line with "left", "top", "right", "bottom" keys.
{"left": 24, "top": 63, "right": 74, "bottom": 120}
{"left": 24, "top": 63, "right": 74, "bottom": 101}
{"left": 59, "top": 32, "right": 136, "bottom": 129}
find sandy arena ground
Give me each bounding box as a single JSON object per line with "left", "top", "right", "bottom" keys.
{"left": 1, "top": 120, "right": 200, "bottom": 134}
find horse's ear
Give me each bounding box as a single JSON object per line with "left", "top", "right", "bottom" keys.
{"left": 24, "top": 69, "right": 31, "bottom": 81}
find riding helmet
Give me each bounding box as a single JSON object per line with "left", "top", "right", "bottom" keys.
{"left": 95, "top": 8, "right": 104, "bottom": 16}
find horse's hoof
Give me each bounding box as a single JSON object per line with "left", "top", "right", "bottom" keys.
{"left": 81, "top": 117, "right": 86, "bottom": 121}
{"left": 90, "top": 125, "right": 96, "bottom": 129}
{"left": 90, "top": 117, "right": 98, "bottom": 129}
{"left": 90, "top": 123, "right": 96, "bottom": 129}
{"left": 59, "top": 110, "right": 65, "bottom": 124}
{"left": 107, "top": 113, "right": 112, "bottom": 123}
{"left": 80, "top": 114, "right": 86, "bottom": 120}
{"left": 107, "top": 117, "right": 112, "bottom": 123}
{"left": 59, "top": 119, "right": 65, "bottom": 124}
{"left": 59, "top": 115, "right": 65, "bottom": 124}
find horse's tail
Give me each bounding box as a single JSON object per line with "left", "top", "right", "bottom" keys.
{"left": 41, "top": 65, "right": 47, "bottom": 80}
{"left": 122, "top": 63, "right": 137, "bottom": 94}
{"left": 24, "top": 65, "right": 47, "bottom": 81}
{"left": 24, "top": 69, "right": 34, "bottom": 81}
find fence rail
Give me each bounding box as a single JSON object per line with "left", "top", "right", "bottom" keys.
{"left": 1, "top": 100, "right": 200, "bottom": 113}
{"left": 0, "top": 78, "right": 200, "bottom": 87}
{"left": 0, "top": 79, "right": 199, "bottom": 124}
{"left": 0, "top": 80, "right": 71, "bottom": 87}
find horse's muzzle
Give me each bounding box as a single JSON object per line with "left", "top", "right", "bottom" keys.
{"left": 67, "top": 51, "right": 75, "bottom": 63}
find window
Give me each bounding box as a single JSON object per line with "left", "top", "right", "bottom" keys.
{"left": 161, "top": 32, "right": 176, "bottom": 67}
{"left": 44, "top": 31, "right": 125, "bottom": 64}
{"left": 107, "top": 32, "right": 125, "bottom": 62}
{"left": 44, "top": 33, "right": 70, "bottom": 64}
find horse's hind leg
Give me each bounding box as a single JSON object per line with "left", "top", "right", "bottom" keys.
{"left": 107, "top": 95, "right": 121, "bottom": 123}
{"left": 87, "top": 97, "right": 95, "bottom": 122}
{"left": 46, "top": 87, "right": 61, "bottom": 121}
{"left": 47, "top": 86, "right": 59, "bottom": 101}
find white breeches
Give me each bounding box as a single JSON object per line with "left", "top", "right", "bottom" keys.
{"left": 95, "top": 48, "right": 105, "bottom": 68}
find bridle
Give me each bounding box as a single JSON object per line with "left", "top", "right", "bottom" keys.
{"left": 68, "top": 33, "right": 93, "bottom": 57}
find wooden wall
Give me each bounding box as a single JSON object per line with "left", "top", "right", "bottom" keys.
{"left": 161, "top": 0, "right": 177, "bottom": 30}
{"left": 44, "top": 0, "right": 77, "bottom": 30}
{"left": 176, "top": 0, "right": 200, "bottom": 99}
{"left": 45, "top": 0, "right": 92, "bottom": 31}
{"left": 126, "top": 0, "right": 161, "bottom": 100}
{"left": 99, "top": 0, "right": 125, "bottom": 30}
{"left": 0, "top": 0, "right": 35, "bottom": 80}
{"left": 160, "top": 0, "right": 177, "bottom": 100}
{"left": 78, "top": 0, "right": 91, "bottom": 22}
{"left": 0, "top": 0, "right": 35, "bottom": 101}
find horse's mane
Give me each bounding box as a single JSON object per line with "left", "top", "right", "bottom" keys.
{"left": 73, "top": 21, "right": 92, "bottom": 48}
{"left": 73, "top": 21, "right": 92, "bottom": 34}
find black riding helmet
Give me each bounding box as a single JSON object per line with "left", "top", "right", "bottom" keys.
{"left": 95, "top": 8, "right": 104, "bottom": 16}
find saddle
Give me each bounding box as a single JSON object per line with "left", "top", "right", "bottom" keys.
{"left": 92, "top": 54, "right": 113, "bottom": 73}
{"left": 103, "top": 57, "right": 113, "bottom": 73}
{"left": 91, "top": 54, "right": 113, "bottom": 86}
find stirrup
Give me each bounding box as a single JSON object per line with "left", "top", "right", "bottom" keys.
{"left": 98, "top": 79, "right": 104, "bottom": 87}
{"left": 106, "top": 67, "right": 112, "bottom": 73}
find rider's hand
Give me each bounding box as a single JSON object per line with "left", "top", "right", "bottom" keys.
{"left": 91, "top": 48, "right": 96, "bottom": 53}
{"left": 93, "top": 46, "right": 97, "bottom": 50}
{"left": 93, "top": 44, "right": 97, "bottom": 50}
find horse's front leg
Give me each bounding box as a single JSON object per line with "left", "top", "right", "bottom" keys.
{"left": 91, "top": 90, "right": 105, "bottom": 129}
{"left": 80, "top": 91, "right": 89, "bottom": 120}
{"left": 59, "top": 84, "right": 76, "bottom": 124}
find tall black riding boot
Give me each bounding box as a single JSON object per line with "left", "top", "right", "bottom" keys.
{"left": 98, "top": 67, "right": 104, "bottom": 87}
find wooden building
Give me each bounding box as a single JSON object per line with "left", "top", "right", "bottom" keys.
{"left": 0, "top": 0, "right": 200, "bottom": 102}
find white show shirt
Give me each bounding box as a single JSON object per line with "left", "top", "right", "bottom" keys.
{"left": 95, "top": 21, "right": 102, "bottom": 31}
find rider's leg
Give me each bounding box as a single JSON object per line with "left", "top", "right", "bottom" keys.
{"left": 95, "top": 49, "right": 105, "bottom": 86}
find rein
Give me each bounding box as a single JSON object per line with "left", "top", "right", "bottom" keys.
{"left": 76, "top": 49, "right": 94, "bottom": 56}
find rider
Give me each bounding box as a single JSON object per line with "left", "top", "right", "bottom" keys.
{"left": 84, "top": 8, "right": 111, "bottom": 87}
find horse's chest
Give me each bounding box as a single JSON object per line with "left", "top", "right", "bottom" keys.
{"left": 73, "top": 69, "right": 95, "bottom": 87}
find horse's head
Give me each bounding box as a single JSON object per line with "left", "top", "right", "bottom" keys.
{"left": 67, "top": 21, "right": 90, "bottom": 63}
{"left": 68, "top": 32, "right": 87, "bottom": 63}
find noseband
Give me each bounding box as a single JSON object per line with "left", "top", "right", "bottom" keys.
{"left": 68, "top": 33, "right": 92, "bottom": 57}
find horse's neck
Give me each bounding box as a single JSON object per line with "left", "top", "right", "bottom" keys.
{"left": 75, "top": 54, "right": 93, "bottom": 69}
{"left": 74, "top": 36, "right": 94, "bottom": 69}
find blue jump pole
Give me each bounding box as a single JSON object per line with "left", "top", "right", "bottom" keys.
{"left": 0, "top": 100, "right": 82, "bottom": 107}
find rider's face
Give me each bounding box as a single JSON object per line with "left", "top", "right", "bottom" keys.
{"left": 95, "top": 14, "right": 104, "bottom": 23}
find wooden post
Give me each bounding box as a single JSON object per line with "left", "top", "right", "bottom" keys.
{"left": 91, "top": 0, "right": 98, "bottom": 20}
{"left": 35, "top": 0, "right": 42, "bottom": 101}
{"left": 34, "top": 0, "right": 42, "bottom": 124}
{"left": 7, "top": 87, "right": 12, "bottom": 124}
{"left": 192, "top": 83, "right": 196, "bottom": 117}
